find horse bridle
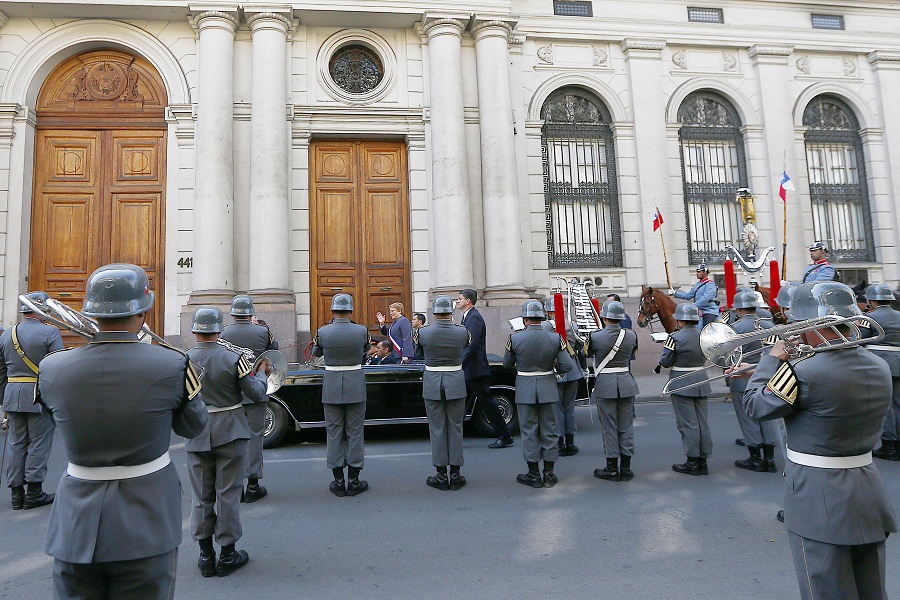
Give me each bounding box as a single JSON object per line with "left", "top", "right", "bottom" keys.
{"left": 638, "top": 293, "right": 661, "bottom": 332}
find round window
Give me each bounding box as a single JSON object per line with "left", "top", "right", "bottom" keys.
{"left": 328, "top": 44, "right": 384, "bottom": 95}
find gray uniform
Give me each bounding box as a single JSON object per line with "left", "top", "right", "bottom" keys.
{"left": 728, "top": 315, "right": 778, "bottom": 448}
{"left": 219, "top": 321, "right": 277, "bottom": 480}
{"left": 861, "top": 305, "right": 900, "bottom": 442}
{"left": 503, "top": 324, "right": 575, "bottom": 462}
{"left": 186, "top": 342, "right": 267, "bottom": 547}
{"left": 659, "top": 325, "right": 712, "bottom": 459}
{"left": 587, "top": 324, "right": 639, "bottom": 458}
{"left": 312, "top": 319, "right": 371, "bottom": 469}
{"left": 541, "top": 320, "right": 585, "bottom": 437}
{"left": 744, "top": 347, "right": 897, "bottom": 600}
{"left": 37, "top": 331, "right": 208, "bottom": 600}
{"left": 0, "top": 318, "right": 63, "bottom": 488}
{"left": 415, "top": 321, "right": 470, "bottom": 467}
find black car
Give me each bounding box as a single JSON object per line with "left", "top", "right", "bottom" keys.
{"left": 263, "top": 356, "right": 594, "bottom": 448}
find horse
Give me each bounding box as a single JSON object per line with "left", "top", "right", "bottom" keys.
{"left": 637, "top": 285, "right": 678, "bottom": 333}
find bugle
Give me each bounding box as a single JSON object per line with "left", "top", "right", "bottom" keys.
{"left": 254, "top": 349, "right": 287, "bottom": 394}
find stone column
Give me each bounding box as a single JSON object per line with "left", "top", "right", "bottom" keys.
{"left": 868, "top": 51, "right": 900, "bottom": 284}
{"left": 471, "top": 17, "right": 526, "bottom": 300}
{"left": 423, "top": 15, "right": 474, "bottom": 291}
{"left": 190, "top": 8, "right": 238, "bottom": 300}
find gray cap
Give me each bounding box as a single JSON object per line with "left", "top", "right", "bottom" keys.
{"left": 19, "top": 291, "right": 50, "bottom": 313}
{"left": 521, "top": 300, "right": 547, "bottom": 320}
{"left": 732, "top": 291, "right": 761, "bottom": 310}
{"left": 789, "top": 282, "right": 861, "bottom": 322}
{"left": 599, "top": 300, "right": 626, "bottom": 320}
{"left": 82, "top": 263, "right": 154, "bottom": 318}
{"left": 192, "top": 306, "right": 224, "bottom": 333}
{"left": 230, "top": 295, "right": 254, "bottom": 316}
{"left": 330, "top": 293, "right": 354, "bottom": 311}
{"left": 865, "top": 284, "right": 896, "bottom": 302}
{"left": 673, "top": 303, "right": 701, "bottom": 322}
{"left": 432, "top": 295, "right": 454, "bottom": 314}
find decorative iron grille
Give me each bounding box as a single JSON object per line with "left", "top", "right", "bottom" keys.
{"left": 688, "top": 7, "right": 724, "bottom": 23}
{"left": 553, "top": 1, "right": 593, "bottom": 17}
{"left": 811, "top": 14, "right": 844, "bottom": 30}
{"left": 678, "top": 92, "right": 748, "bottom": 265}
{"left": 541, "top": 89, "right": 622, "bottom": 268}
{"left": 803, "top": 96, "right": 874, "bottom": 262}
{"left": 329, "top": 44, "right": 384, "bottom": 94}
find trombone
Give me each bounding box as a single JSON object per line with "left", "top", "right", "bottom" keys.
{"left": 662, "top": 314, "right": 885, "bottom": 395}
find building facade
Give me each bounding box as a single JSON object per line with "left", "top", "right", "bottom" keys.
{"left": 1, "top": 0, "right": 898, "bottom": 355}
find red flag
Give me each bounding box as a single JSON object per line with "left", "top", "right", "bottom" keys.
{"left": 652, "top": 207, "right": 664, "bottom": 231}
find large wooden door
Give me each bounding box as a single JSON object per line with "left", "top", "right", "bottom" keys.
{"left": 29, "top": 50, "right": 167, "bottom": 335}
{"left": 310, "top": 141, "right": 410, "bottom": 333}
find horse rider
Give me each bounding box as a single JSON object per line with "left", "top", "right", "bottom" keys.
{"left": 801, "top": 241, "right": 835, "bottom": 283}
{"left": 859, "top": 284, "right": 900, "bottom": 462}
{"left": 669, "top": 264, "right": 719, "bottom": 327}
{"left": 542, "top": 297, "right": 585, "bottom": 457}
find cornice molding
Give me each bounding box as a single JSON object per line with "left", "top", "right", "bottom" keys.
{"left": 867, "top": 51, "right": 900, "bottom": 64}
{"left": 621, "top": 39, "right": 666, "bottom": 52}
{"left": 748, "top": 45, "right": 793, "bottom": 58}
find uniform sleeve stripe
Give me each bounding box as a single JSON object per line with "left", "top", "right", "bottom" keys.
{"left": 767, "top": 362, "right": 797, "bottom": 405}
{"left": 663, "top": 336, "right": 676, "bottom": 351}
{"left": 186, "top": 362, "right": 202, "bottom": 400}
{"left": 237, "top": 355, "right": 253, "bottom": 378}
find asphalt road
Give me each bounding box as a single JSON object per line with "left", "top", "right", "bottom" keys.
{"left": 2, "top": 399, "right": 899, "bottom": 599}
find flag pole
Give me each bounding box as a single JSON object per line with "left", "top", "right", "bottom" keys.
{"left": 659, "top": 226, "right": 672, "bottom": 290}
{"left": 781, "top": 198, "right": 788, "bottom": 281}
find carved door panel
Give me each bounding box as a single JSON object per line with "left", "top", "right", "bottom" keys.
{"left": 310, "top": 141, "right": 410, "bottom": 334}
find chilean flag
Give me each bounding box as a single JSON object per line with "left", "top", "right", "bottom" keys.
{"left": 779, "top": 172, "right": 795, "bottom": 202}
{"left": 652, "top": 207, "right": 664, "bottom": 231}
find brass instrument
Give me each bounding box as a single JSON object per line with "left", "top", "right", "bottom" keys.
{"left": 215, "top": 339, "right": 287, "bottom": 394}
{"left": 554, "top": 276, "right": 602, "bottom": 345}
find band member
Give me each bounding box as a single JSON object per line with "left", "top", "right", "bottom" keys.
{"left": 801, "top": 241, "right": 835, "bottom": 283}
{"left": 743, "top": 282, "right": 896, "bottom": 600}
{"left": 504, "top": 301, "right": 575, "bottom": 488}
{"left": 587, "top": 301, "right": 639, "bottom": 482}
{"left": 376, "top": 303, "right": 414, "bottom": 363}
{"left": 0, "top": 292, "right": 63, "bottom": 509}
{"left": 605, "top": 294, "right": 633, "bottom": 330}
{"left": 313, "top": 294, "right": 372, "bottom": 497}
{"left": 727, "top": 291, "right": 778, "bottom": 473}
{"left": 187, "top": 307, "right": 270, "bottom": 577}
{"left": 657, "top": 303, "right": 712, "bottom": 475}
{"left": 37, "top": 264, "right": 208, "bottom": 599}
{"left": 542, "top": 297, "right": 585, "bottom": 456}
{"left": 457, "top": 289, "right": 514, "bottom": 448}
{"left": 219, "top": 294, "right": 278, "bottom": 503}
{"left": 415, "top": 296, "right": 470, "bottom": 491}
{"left": 720, "top": 287, "right": 773, "bottom": 326}
{"left": 860, "top": 284, "right": 900, "bottom": 461}
{"left": 669, "top": 264, "right": 719, "bottom": 326}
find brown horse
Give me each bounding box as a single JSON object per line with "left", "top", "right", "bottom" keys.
{"left": 637, "top": 285, "right": 678, "bottom": 333}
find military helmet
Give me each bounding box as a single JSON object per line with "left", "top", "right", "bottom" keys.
{"left": 775, "top": 284, "right": 798, "bottom": 309}
{"left": 809, "top": 241, "right": 828, "bottom": 252}
{"left": 736, "top": 286, "right": 754, "bottom": 294}
{"left": 192, "top": 306, "right": 224, "bottom": 333}
{"left": 673, "top": 303, "right": 701, "bottom": 322}
{"left": 521, "top": 300, "right": 547, "bottom": 320}
{"left": 789, "top": 282, "right": 861, "bottom": 322}
{"left": 19, "top": 291, "right": 50, "bottom": 313}
{"left": 696, "top": 264, "right": 709, "bottom": 272}
{"left": 732, "top": 291, "right": 761, "bottom": 310}
{"left": 600, "top": 300, "right": 626, "bottom": 320}
{"left": 82, "top": 263, "right": 154, "bottom": 318}
{"left": 230, "top": 294, "right": 254, "bottom": 316}
{"left": 330, "top": 293, "right": 353, "bottom": 311}
{"left": 432, "top": 295, "right": 454, "bottom": 314}
{"left": 865, "top": 284, "right": 896, "bottom": 302}
{"left": 543, "top": 297, "right": 556, "bottom": 313}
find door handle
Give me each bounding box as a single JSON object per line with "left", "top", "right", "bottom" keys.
{"left": 58, "top": 292, "right": 72, "bottom": 297}
{"left": 380, "top": 287, "right": 391, "bottom": 291}
{"left": 330, "top": 287, "right": 343, "bottom": 291}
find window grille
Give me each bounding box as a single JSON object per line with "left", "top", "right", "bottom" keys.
{"left": 803, "top": 96, "right": 873, "bottom": 262}
{"left": 677, "top": 92, "right": 748, "bottom": 265}
{"left": 811, "top": 14, "right": 844, "bottom": 30}
{"left": 553, "top": 1, "right": 593, "bottom": 17}
{"left": 688, "top": 7, "right": 724, "bottom": 23}
{"left": 541, "top": 88, "right": 621, "bottom": 268}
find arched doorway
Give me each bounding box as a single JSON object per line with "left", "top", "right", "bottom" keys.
{"left": 30, "top": 49, "right": 167, "bottom": 334}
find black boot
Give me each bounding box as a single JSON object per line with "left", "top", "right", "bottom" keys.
{"left": 557, "top": 437, "right": 570, "bottom": 457}
{"left": 329, "top": 467, "right": 346, "bottom": 497}
{"left": 23, "top": 482, "right": 54, "bottom": 509}
{"left": 873, "top": 440, "right": 900, "bottom": 461}
{"left": 427, "top": 466, "right": 450, "bottom": 491}
{"left": 216, "top": 544, "right": 249, "bottom": 577}
{"left": 243, "top": 476, "right": 268, "bottom": 503}
{"left": 542, "top": 461, "right": 558, "bottom": 488}
{"left": 565, "top": 434, "right": 579, "bottom": 456}
{"left": 672, "top": 457, "right": 701, "bottom": 476}
{"left": 735, "top": 446, "right": 767, "bottom": 472}
{"left": 619, "top": 455, "right": 634, "bottom": 481}
{"left": 198, "top": 538, "right": 216, "bottom": 578}
{"left": 698, "top": 457, "right": 709, "bottom": 476}
{"left": 346, "top": 466, "right": 369, "bottom": 496}
{"left": 762, "top": 445, "right": 778, "bottom": 473}
{"left": 11, "top": 485, "right": 25, "bottom": 510}
{"left": 594, "top": 457, "right": 621, "bottom": 482}
{"left": 517, "top": 462, "right": 543, "bottom": 488}
{"left": 448, "top": 465, "right": 466, "bottom": 491}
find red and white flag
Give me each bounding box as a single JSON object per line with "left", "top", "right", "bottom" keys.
{"left": 652, "top": 207, "right": 664, "bottom": 232}
{"left": 779, "top": 172, "right": 795, "bottom": 202}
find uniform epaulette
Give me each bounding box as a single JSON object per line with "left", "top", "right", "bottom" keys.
{"left": 156, "top": 339, "right": 189, "bottom": 356}
{"left": 186, "top": 361, "right": 202, "bottom": 400}
{"left": 237, "top": 355, "right": 254, "bottom": 378}
{"left": 663, "top": 335, "right": 676, "bottom": 351}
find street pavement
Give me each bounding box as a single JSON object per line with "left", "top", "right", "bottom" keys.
{"left": 2, "top": 395, "right": 898, "bottom": 599}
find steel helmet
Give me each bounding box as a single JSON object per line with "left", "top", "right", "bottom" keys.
{"left": 521, "top": 300, "right": 547, "bottom": 320}
{"left": 865, "top": 284, "right": 896, "bottom": 302}
{"left": 432, "top": 295, "right": 454, "bottom": 314}
{"left": 696, "top": 264, "right": 709, "bottom": 272}
{"left": 673, "top": 303, "right": 701, "bottom": 322}
{"left": 776, "top": 284, "right": 798, "bottom": 309}
{"left": 82, "top": 264, "right": 154, "bottom": 318}
{"left": 230, "top": 295, "right": 254, "bottom": 316}
{"left": 599, "top": 300, "right": 626, "bottom": 320}
{"left": 789, "top": 282, "right": 861, "bottom": 322}
{"left": 809, "top": 241, "right": 828, "bottom": 252}
{"left": 732, "top": 291, "right": 761, "bottom": 310}
{"left": 330, "top": 293, "right": 354, "bottom": 311}
{"left": 19, "top": 291, "right": 50, "bottom": 313}
{"left": 192, "top": 306, "right": 224, "bottom": 333}
{"left": 543, "top": 298, "right": 556, "bottom": 313}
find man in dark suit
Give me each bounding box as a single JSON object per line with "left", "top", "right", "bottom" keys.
{"left": 368, "top": 341, "right": 399, "bottom": 365}
{"left": 457, "top": 289, "right": 513, "bottom": 448}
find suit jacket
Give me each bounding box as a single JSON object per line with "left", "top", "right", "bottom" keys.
{"left": 503, "top": 324, "right": 575, "bottom": 404}
{"left": 37, "top": 331, "right": 208, "bottom": 563}
{"left": 658, "top": 325, "right": 710, "bottom": 397}
{"left": 0, "top": 317, "right": 63, "bottom": 412}
{"left": 416, "top": 320, "right": 470, "bottom": 400}
{"left": 586, "top": 324, "right": 639, "bottom": 399}
{"left": 461, "top": 307, "right": 491, "bottom": 380}
{"left": 380, "top": 315, "right": 414, "bottom": 360}
{"left": 861, "top": 305, "right": 900, "bottom": 377}
{"left": 313, "top": 318, "right": 371, "bottom": 405}
{"left": 744, "top": 348, "right": 897, "bottom": 545}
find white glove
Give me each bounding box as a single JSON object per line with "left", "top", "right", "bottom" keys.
{"left": 667, "top": 288, "right": 676, "bottom": 296}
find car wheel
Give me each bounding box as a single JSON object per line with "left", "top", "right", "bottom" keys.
{"left": 473, "top": 392, "right": 519, "bottom": 437}
{"left": 263, "top": 399, "right": 290, "bottom": 449}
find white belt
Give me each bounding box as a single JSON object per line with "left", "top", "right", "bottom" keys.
{"left": 670, "top": 366, "right": 704, "bottom": 372}
{"left": 207, "top": 403, "right": 243, "bottom": 414}
{"left": 68, "top": 451, "right": 171, "bottom": 481}
{"left": 599, "top": 367, "right": 629, "bottom": 374}
{"left": 425, "top": 365, "right": 462, "bottom": 372}
{"left": 325, "top": 364, "right": 362, "bottom": 371}
{"left": 868, "top": 344, "right": 900, "bottom": 352}
{"left": 518, "top": 370, "right": 554, "bottom": 377}
{"left": 786, "top": 448, "right": 872, "bottom": 469}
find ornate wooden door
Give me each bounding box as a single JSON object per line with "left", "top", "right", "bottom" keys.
{"left": 30, "top": 50, "right": 167, "bottom": 335}
{"left": 310, "top": 141, "right": 410, "bottom": 333}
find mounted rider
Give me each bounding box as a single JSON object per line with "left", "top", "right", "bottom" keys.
{"left": 669, "top": 264, "right": 719, "bottom": 327}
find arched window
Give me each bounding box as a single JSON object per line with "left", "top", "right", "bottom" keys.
{"left": 678, "top": 91, "right": 748, "bottom": 264}
{"left": 803, "top": 96, "right": 874, "bottom": 262}
{"left": 541, "top": 88, "right": 622, "bottom": 268}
